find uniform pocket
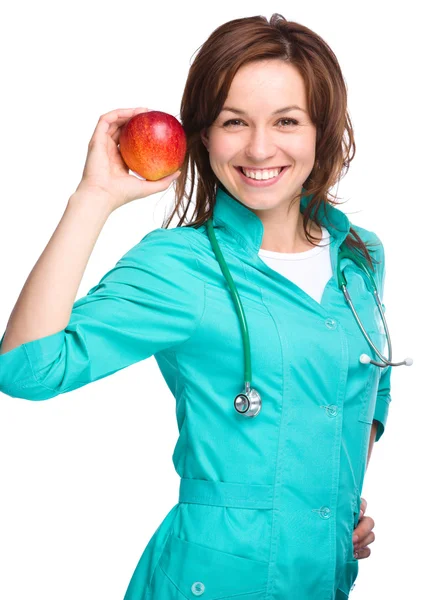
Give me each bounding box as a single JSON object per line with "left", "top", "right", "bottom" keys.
{"left": 149, "top": 531, "right": 269, "bottom": 599}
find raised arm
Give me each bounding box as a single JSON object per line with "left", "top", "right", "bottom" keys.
{"left": 0, "top": 107, "right": 180, "bottom": 356}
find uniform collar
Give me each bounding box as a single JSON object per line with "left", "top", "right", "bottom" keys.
{"left": 212, "top": 183, "right": 351, "bottom": 254}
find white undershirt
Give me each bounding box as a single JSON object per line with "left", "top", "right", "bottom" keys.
{"left": 258, "top": 226, "right": 332, "bottom": 304}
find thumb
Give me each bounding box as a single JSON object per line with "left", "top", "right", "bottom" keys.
{"left": 142, "top": 170, "right": 181, "bottom": 192}
{"left": 164, "top": 170, "right": 182, "bottom": 183}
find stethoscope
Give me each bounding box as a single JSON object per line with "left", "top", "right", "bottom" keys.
{"left": 205, "top": 217, "right": 413, "bottom": 418}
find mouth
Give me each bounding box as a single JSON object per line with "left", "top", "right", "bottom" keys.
{"left": 234, "top": 165, "right": 290, "bottom": 186}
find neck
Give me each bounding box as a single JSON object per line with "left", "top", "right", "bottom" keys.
{"left": 216, "top": 182, "right": 323, "bottom": 253}
{"left": 258, "top": 209, "right": 323, "bottom": 253}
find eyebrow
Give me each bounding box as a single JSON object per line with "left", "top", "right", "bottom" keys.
{"left": 221, "top": 105, "right": 307, "bottom": 115}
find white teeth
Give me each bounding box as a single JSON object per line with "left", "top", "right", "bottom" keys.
{"left": 241, "top": 167, "right": 282, "bottom": 180}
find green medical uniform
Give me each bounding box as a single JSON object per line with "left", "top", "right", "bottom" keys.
{"left": 0, "top": 184, "right": 392, "bottom": 599}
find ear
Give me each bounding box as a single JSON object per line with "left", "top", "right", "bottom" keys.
{"left": 200, "top": 128, "right": 210, "bottom": 152}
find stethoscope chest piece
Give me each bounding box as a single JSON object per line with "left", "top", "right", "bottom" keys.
{"left": 234, "top": 385, "right": 262, "bottom": 417}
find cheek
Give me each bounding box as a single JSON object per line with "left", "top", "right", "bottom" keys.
{"left": 287, "top": 137, "right": 315, "bottom": 161}
{"left": 287, "top": 126, "right": 317, "bottom": 160}
{"left": 209, "top": 133, "right": 240, "bottom": 163}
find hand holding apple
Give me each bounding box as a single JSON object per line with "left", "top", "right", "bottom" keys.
{"left": 74, "top": 107, "right": 184, "bottom": 213}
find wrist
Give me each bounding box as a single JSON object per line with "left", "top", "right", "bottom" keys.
{"left": 68, "top": 188, "right": 115, "bottom": 218}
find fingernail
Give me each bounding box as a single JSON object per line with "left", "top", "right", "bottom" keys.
{"left": 354, "top": 550, "right": 359, "bottom": 559}
{"left": 352, "top": 534, "right": 359, "bottom": 543}
{"left": 360, "top": 510, "right": 364, "bottom": 518}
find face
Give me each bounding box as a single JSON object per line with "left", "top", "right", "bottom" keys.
{"left": 201, "top": 59, "right": 317, "bottom": 217}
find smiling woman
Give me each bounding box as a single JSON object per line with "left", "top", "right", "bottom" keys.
{"left": 0, "top": 11, "right": 398, "bottom": 600}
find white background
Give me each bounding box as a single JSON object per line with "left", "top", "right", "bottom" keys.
{"left": 0, "top": 1, "right": 433, "bottom": 598}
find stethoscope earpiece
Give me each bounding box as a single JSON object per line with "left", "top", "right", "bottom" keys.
{"left": 359, "top": 354, "right": 371, "bottom": 364}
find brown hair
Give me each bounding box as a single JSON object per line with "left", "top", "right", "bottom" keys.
{"left": 164, "top": 13, "right": 380, "bottom": 271}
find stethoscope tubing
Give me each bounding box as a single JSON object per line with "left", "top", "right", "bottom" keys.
{"left": 336, "top": 246, "right": 410, "bottom": 367}
{"left": 206, "top": 218, "right": 253, "bottom": 386}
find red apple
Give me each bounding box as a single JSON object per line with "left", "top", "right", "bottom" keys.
{"left": 118, "top": 110, "right": 187, "bottom": 181}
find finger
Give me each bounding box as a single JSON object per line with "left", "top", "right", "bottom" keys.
{"left": 352, "top": 515, "right": 375, "bottom": 545}
{"left": 130, "top": 170, "right": 182, "bottom": 197}
{"left": 91, "top": 109, "right": 136, "bottom": 140}
{"left": 146, "top": 170, "right": 182, "bottom": 187}
{"left": 90, "top": 108, "right": 150, "bottom": 145}
{"left": 360, "top": 497, "right": 367, "bottom": 517}
{"left": 353, "top": 514, "right": 374, "bottom": 536}
{"left": 354, "top": 546, "right": 371, "bottom": 560}
{"left": 109, "top": 107, "right": 151, "bottom": 142}
{"left": 355, "top": 531, "right": 375, "bottom": 550}
{"left": 101, "top": 107, "right": 149, "bottom": 121}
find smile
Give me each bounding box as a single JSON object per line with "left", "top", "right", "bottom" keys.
{"left": 235, "top": 165, "right": 290, "bottom": 187}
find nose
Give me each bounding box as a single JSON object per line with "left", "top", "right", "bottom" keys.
{"left": 244, "top": 127, "right": 277, "bottom": 163}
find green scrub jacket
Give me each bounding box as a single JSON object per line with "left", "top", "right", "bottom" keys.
{"left": 0, "top": 185, "right": 392, "bottom": 599}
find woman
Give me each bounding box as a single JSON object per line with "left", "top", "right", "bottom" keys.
{"left": 0, "top": 14, "right": 387, "bottom": 600}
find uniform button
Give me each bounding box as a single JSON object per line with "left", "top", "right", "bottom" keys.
{"left": 325, "top": 318, "right": 337, "bottom": 329}
{"left": 191, "top": 581, "right": 205, "bottom": 596}
{"left": 325, "top": 404, "right": 338, "bottom": 417}
{"left": 312, "top": 506, "right": 331, "bottom": 519}
{"left": 320, "top": 506, "right": 331, "bottom": 519}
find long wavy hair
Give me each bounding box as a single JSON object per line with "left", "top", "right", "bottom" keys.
{"left": 164, "top": 13, "right": 379, "bottom": 270}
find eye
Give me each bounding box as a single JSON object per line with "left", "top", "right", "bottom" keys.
{"left": 222, "top": 118, "right": 299, "bottom": 128}
{"left": 222, "top": 119, "right": 245, "bottom": 127}
{"left": 278, "top": 118, "right": 299, "bottom": 127}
